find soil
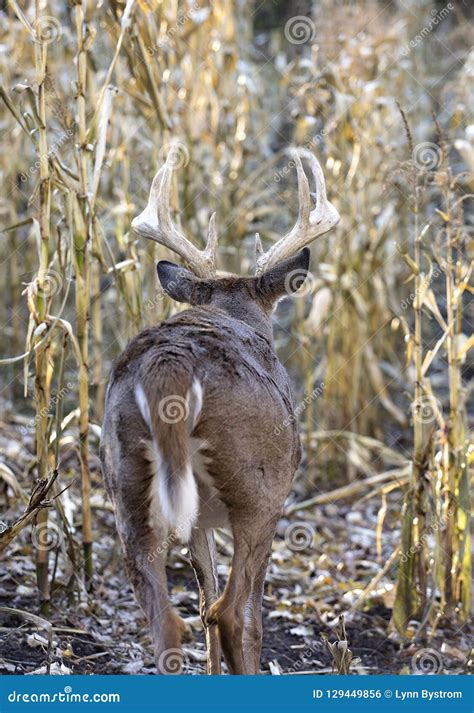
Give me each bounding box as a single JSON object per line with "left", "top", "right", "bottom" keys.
{"left": 0, "top": 414, "right": 471, "bottom": 677}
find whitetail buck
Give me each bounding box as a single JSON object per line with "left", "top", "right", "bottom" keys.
{"left": 100, "top": 147, "right": 339, "bottom": 674}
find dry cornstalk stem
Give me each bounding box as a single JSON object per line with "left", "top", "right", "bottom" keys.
{"left": 0, "top": 468, "right": 59, "bottom": 555}
{"left": 73, "top": 1, "right": 93, "bottom": 583}
{"left": 436, "top": 174, "right": 471, "bottom": 619}
{"left": 321, "top": 616, "right": 355, "bottom": 675}
{"left": 30, "top": 0, "right": 54, "bottom": 612}
{"left": 391, "top": 107, "right": 429, "bottom": 635}
{"left": 393, "top": 120, "right": 472, "bottom": 633}
{"left": 285, "top": 467, "right": 410, "bottom": 515}
{"left": 351, "top": 547, "right": 400, "bottom": 611}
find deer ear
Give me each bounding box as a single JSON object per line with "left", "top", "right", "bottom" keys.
{"left": 258, "top": 248, "right": 310, "bottom": 302}
{"left": 156, "top": 261, "right": 198, "bottom": 303}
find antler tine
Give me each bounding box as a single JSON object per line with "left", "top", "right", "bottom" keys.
{"left": 295, "top": 153, "right": 312, "bottom": 227}
{"left": 205, "top": 212, "right": 218, "bottom": 262}
{"left": 254, "top": 232, "right": 263, "bottom": 262}
{"left": 131, "top": 146, "right": 217, "bottom": 278}
{"left": 255, "top": 148, "right": 340, "bottom": 275}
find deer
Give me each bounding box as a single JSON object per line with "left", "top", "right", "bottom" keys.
{"left": 100, "top": 146, "right": 339, "bottom": 675}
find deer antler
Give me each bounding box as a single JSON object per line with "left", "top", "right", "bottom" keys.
{"left": 133, "top": 146, "right": 338, "bottom": 278}
{"left": 254, "top": 148, "right": 340, "bottom": 275}
{"left": 131, "top": 144, "right": 218, "bottom": 278}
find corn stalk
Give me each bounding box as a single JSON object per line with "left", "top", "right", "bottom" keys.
{"left": 32, "top": 0, "right": 53, "bottom": 611}
{"left": 392, "top": 121, "right": 472, "bottom": 634}
{"left": 73, "top": 0, "right": 93, "bottom": 583}
{"left": 392, "top": 180, "right": 429, "bottom": 633}
{"left": 434, "top": 175, "right": 471, "bottom": 620}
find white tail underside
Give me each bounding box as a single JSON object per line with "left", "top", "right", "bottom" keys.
{"left": 135, "top": 380, "right": 203, "bottom": 542}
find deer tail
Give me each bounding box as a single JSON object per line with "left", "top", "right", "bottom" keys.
{"left": 134, "top": 365, "right": 202, "bottom": 541}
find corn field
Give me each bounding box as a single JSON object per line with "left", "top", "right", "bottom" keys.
{"left": 0, "top": 0, "right": 472, "bottom": 676}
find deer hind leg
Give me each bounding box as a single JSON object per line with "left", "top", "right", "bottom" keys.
{"left": 189, "top": 528, "right": 221, "bottom": 674}
{"left": 109, "top": 453, "right": 187, "bottom": 674}
{"left": 207, "top": 513, "right": 279, "bottom": 674}
{"left": 122, "top": 531, "right": 186, "bottom": 673}
{"left": 242, "top": 556, "right": 274, "bottom": 674}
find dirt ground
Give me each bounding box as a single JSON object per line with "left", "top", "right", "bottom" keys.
{"left": 0, "top": 413, "right": 472, "bottom": 676}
